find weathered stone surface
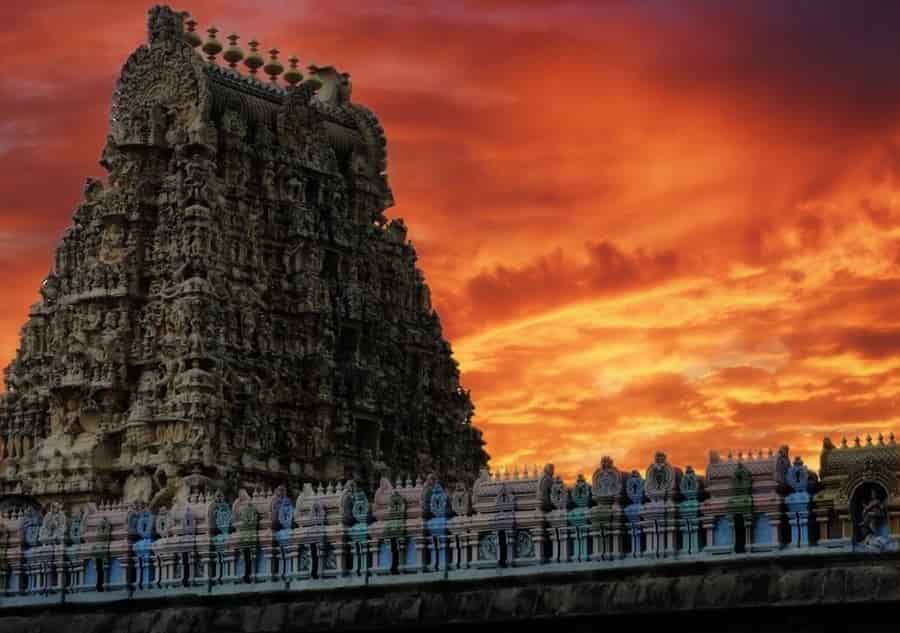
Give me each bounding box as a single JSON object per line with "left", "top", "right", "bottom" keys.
{"left": 0, "top": 4, "right": 487, "bottom": 509}
{"left": 1, "top": 555, "right": 899, "bottom": 631}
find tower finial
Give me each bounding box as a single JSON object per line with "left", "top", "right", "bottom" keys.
{"left": 202, "top": 27, "right": 223, "bottom": 63}
{"left": 183, "top": 14, "right": 202, "bottom": 48}
{"left": 264, "top": 48, "right": 284, "bottom": 84}
{"left": 223, "top": 33, "right": 245, "bottom": 70}
{"left": 284, "top": 56, "right": 303, "bottom": 86}
{"left": 244, "top": 40, "right": 264, "bottom": 75}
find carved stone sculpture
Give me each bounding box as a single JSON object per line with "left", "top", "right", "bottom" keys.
{"left": 0, "top": 5, "right": 487, "bottom": 508}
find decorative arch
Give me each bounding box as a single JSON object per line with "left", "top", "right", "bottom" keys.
{"left": 850, "top": 480, "right": 889, "bottom": 543}
{"left": 109, "top": 36, "right": 209, "bottom": 148}
{"left": 837, "top": 457, "right": 898, "bottom": 509}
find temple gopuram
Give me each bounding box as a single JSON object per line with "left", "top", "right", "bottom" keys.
{"left": 0, "top": 6, "right": 898, "bottom": 628}
{"left": 0, "top": 4, "right": 486, "bottom": 509}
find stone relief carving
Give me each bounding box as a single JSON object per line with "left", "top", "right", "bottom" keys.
{"left": 0, "top": 4, "right": 487, "bottom": 505}
{"left": 644, "top": 451, "right": 675, "bottom": 501}
{"left": 857, "top": 486, "right": 892, "bottom": 551}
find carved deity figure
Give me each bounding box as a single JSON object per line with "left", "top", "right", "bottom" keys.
{"left": 149, "top": 105, "right": 168, "bottom": 146}
{"left": 188, "top": 422, "right": 207, "bottom": 447}
{"left": 243, "top": 311, "right": 257, "bottom": 351}
{"left": 188, "top": 316, "right": 205, "bottom": 356}
{"left": 49, "top": 400, "right": 66, "bottom": 436}
{"left": 130, "top": 109, "right": 150, "bottom": 145}
{"left": 652, "top": 452, "right": 668, "bottom": 487}
{"left": 262, "top": 162, "right": 277, "bottom": 200}
{"left": 63, "top": 400, "right": 84, "bottom": 437}
{"left": 100, "top": 222, "right": 126, "bottom": 264}
{"left": 224, "top": 153, "right": 248, "bottom": 190}
{"left": 124, "top": 466, "right": 155, "bottom": 504}
{"left": 183, "top": 153, "right": 214, "bottom": 206}
{"left": 859, "top": 489, "right": 886, "bottom": 542}
{"left": 284, "top": 171, "right": 304, "bottom": 203}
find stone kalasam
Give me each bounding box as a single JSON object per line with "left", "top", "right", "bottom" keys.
{"left": 0, "top": 5, "right": 487, "bottom": 507}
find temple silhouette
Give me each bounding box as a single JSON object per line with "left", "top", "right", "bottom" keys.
{"left": 0, "top": 5, "right": 486, "bottom": 509}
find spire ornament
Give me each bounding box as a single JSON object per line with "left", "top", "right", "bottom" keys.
{"left": 202, "top": 27, "right": 223, "bottom": 63}
{"left": 244, "top": 40, "right": 264, "bottom": 75}
{"left": 264, "top": 48, "right": 284, "bottom": 83}
{"left": 223, "top": 33, "right": 244, "bottom": 69}
{"left": 183, "top": 15, "right": 202, "bottom": 48}
{"left": 283, "top": 56, "right": 303, "bottom": 86}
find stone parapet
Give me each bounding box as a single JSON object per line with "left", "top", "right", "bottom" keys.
{"left": 0, "top": 436, "right": 898, "bottom": 607}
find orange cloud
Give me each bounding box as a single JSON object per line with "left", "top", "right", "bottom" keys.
{"left": 3, "top": 1, "right": 900, "bottom": 481}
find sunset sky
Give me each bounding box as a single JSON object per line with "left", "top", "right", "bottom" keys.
{"left": 3, "top": 1, "right": 900, "bottom": 479}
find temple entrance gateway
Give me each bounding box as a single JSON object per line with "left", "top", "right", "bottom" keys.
{"left": 0, "top": 4, "right": 487, "bottom": 509}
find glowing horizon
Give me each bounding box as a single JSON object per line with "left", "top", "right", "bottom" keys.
{"left": 3, "top": 1, "right": 900, "bottom": 479}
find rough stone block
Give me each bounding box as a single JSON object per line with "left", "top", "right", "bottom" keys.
{"left": 445, "top": 589, "right": 490, "bottom": 622}
{"left": 487, "top": 586, "right": 537, "bottom": 620}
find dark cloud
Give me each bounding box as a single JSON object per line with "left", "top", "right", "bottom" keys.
{"left": 441, "top": 241, "right": 681, "bottom": 338}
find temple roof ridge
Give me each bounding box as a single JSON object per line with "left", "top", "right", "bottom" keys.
{"left": 827, "top": 432, "right": 897, "bottom": 450}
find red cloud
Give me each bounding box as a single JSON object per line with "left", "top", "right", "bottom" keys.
{"left": 3, "top": 2, "right": 900, "bottom": 478}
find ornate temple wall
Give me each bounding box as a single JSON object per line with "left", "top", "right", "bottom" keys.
{"left": 0, "top": 437, "right": 897, "bottom": 613}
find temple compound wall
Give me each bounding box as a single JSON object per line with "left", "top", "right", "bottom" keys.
{"left": 0, "top": 434, "right": 897, "bottom": 620}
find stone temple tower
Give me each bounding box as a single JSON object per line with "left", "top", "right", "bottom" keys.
{"left": 0, "top": 6, "right": 487, "bottom": 508}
